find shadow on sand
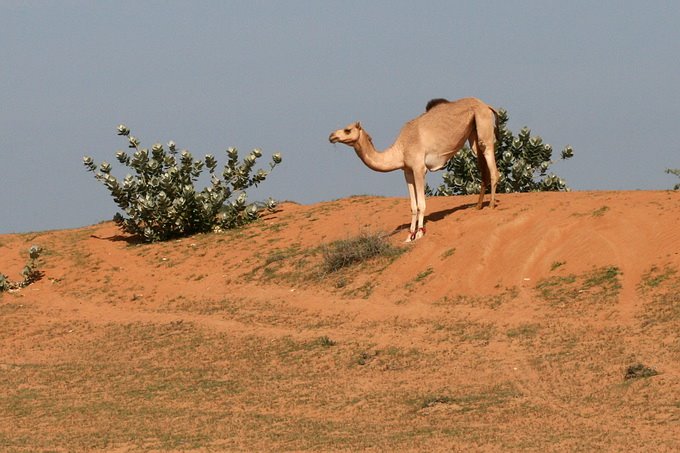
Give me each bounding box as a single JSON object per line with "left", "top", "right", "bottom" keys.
{"left": 389, "top": 200, "right": 493, "bottom": 238}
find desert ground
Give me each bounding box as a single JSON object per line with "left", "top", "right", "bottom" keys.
{"left": 1, "top": 190, "right": 679, "bottom": 452}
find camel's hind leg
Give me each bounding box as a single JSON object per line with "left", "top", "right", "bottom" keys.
{"left": 474, "top": 107, "right": 500, "bottom": 208}
{"left": 470, "top": 131, "right": 490, "bottom": 209}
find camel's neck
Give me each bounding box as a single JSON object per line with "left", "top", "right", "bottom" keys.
{"left": 352, "top": 131, "right": 404, "bottom": 173}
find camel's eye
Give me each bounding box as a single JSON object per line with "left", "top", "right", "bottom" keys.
{"left": 344, "top": 129, "right": 351, "bottom": 134}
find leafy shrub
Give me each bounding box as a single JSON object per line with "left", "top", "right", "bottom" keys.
{"left": 432, "top": 108, "right": 574, "bottom": 195}
{"left": 0, "top": 245, "right": 43, "bottom": 292}
{"left": 666, "top": 168, "right": 680, "bottom": 190}
{"left": 84, "top": 125, "right": 282, "bottom": 242}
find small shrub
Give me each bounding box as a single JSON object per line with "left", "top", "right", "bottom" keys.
{"left": 0, "top": 246, "right": 43, "bottom": 292}
{"left": 625, "top": 363, "right": 659, "bottom": 380}
{"left": 317, "top": 336, "right": 336, "bottom": 347}
{"left": 84, "top": 125, "right": 282, "bottom": 242}
{"left": 322, "top": 232, "right": 403, "bottom": 273}
{"left": 355, "top": 350, "right": 378, "bottom": 366}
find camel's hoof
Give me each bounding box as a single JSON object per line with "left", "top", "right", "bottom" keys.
{"left": 405, "top": 227, "right": 426, "bottom": 242}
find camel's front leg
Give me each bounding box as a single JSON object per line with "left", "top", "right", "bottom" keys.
{"left": 403, "top": 167, "right": 427, "bottom": 242}
{"left": 404, "top": 170, "right": 419, "bottom": 242}
{"left": 412, "top": 167, "right": 427, "bottom": 240}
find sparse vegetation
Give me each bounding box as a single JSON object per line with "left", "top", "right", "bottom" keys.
{"left": 2, "top": 191, "right": 680, "bottom": 451}
{"left": 344, "top": 280, "right": 376, "bottom": 299}
{"left": 436, "top": 287, "right": 519, "bottom": 310}
{"left": 420, "top": 395, "right": 455, "bottom": 409}
{"left": 415, "top": 267, "right": 434, "bottom": 282}
{"left": 638, "top": 264, "right": 680, "bottom": 328}
{"left": 405, "top": 267, "right": 435, "bottom": 292}
{"left": 550, "top": 261, "right": 566, "bottom": 271}
{"left": 417, "top": 383, "right": 522, "bottom": 414}
{"left": 639, "top": 265, "right": 677, "bottom": 290}
{"left": 592, "top": 206, "right": 610, "bottom": 217}
{"left": 84, "top": 125, "right": 282, "bottom": 242}
{"left": 536, "top": 266, "right": 622, "bottom": 306}
{"left": 507, "top": 323, "right": 541, "bottom": 340}
{"left": 0, "top": 245, "right": 43, "bottom": 292}
{"left": 440, "top": 248, "right": 456, "bottom": 259}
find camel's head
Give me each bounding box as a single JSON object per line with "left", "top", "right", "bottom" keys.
{"left": 329, "top": 122, "right": 363, "bottom": 146}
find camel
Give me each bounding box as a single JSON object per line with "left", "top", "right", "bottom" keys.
{"left": 329, "top": 97, "right": 500, "bottom": 242}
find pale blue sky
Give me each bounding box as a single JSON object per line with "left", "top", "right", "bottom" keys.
{"left": 1, "top": 1, "right": 679, "bottom": 233}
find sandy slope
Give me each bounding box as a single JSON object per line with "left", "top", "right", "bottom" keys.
{"left": 1, "top": 190, "right": 679, "bottom": 451}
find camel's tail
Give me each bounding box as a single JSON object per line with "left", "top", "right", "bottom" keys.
{"left": 489, "top": 106, "right": 500, "bottom": 143}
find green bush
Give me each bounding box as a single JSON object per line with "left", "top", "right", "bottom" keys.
{"left": 432, "top": 108, "right": 574, "bottom": 195}
{"left": 84, "top": 125, "right": 282, "bottom": 242}
{"left": 666, "top": 168, "right": 680, "bottom": 190}
{"left": 0, "top": 245, "right": 43, "bottom": 292}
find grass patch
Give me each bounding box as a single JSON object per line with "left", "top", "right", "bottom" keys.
{"left": 440, "top": 248, "right": 456, "bottom": 259}
{"left": 415, "top": 267, "right": 434, "bottom": 282}
{"left": 406, "top": 267, "right": 434, "bottom": 291}
{"left": 550, "top": 261, "right": 566, "bottom": 271}
{"left": 592, "top": 206, "right": 610, "bottom": 217}
{"left": 247, "top": 232, "right": 405, "bottom": 294}
{"left": 264, "top": 246, "right": 303, "bottom": 266}
{"left": 507, "top": 323, "right": 541, "bottom": 340}
{"left": 431, "top": 321, "right": 496, "bottom": 345}
{"left": 638, "top": 264, "right": 680, "bottom": 328}
{"left": 417, "top": 383, "right": 522, "bottom": 414}
{"left": 248, "top": 243, "right": 317, "bottom": 284}
{"left": 317, "top": 336, "right": 336, "bottom": 347}
{"left": 536, "top": 266, "right": 622, "bottom": 306}
{"left": 582, "top": 266, "right": 621, "bottom": 290}
{"left": 639, "top": 265, "right": 677, "bottom": 291}
{"left": 436, "top": 287, "right": 519, "bottom": 310}
{"left": 343, "top": 280, "right": 376, "bottom": 299}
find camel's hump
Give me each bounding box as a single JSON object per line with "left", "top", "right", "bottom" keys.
{"left": 425, "top": 98, "right": 449, "bottom": 111}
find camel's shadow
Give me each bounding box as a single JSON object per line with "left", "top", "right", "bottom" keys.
{"left": 389, "top": 201, "right": 485, "bottom": 237}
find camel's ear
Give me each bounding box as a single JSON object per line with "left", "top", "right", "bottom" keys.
{"left": 355, "top": 122, "right": 362, "bottom": 130}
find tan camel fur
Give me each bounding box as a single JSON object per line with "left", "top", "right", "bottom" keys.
{"left": 329, "top": 97, "right": 500, "bottom": 242}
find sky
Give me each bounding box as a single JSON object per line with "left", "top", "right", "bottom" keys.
{"left": 1, "top": 0, "right": 679, "bottom": 234}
